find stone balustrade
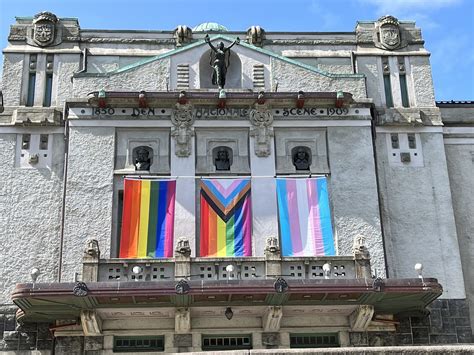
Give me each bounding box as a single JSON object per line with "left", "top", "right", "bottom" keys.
{"left": 82, "top": 237, "right": 372, "bottom": 282}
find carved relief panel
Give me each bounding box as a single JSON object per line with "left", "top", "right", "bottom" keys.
{"left": 115, "top": 129, "right": 170, "bottom": 173}
{"left": 274, "top": 128, "right": 329, "bottom": 174}
{"left": 195, "top": 128, "right": 250, "bottom": 174}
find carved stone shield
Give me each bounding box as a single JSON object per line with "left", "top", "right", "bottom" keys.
{"left": 380, "top": 24, "right": 400, "bottom": 50}
{"left": 32, "top": 12, "right": 58, "bottom": 47}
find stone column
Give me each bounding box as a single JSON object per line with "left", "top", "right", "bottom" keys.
{"left": 353, "top": 236, "right": 372, "bottom": 279}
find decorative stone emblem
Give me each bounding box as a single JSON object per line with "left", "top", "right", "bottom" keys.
{"left": 265, "top": 236, "right": 280, "bottom": 254}
{"left": 73, "top": 282, "right": 89, "bottom": 297}
{"left": 247, "top": 26, "right": 266, "bottom": 47}
{"left": 175, "top": 279, "right": 190, "bottom": 294}
{"left": 171, "top": 103, "right": 195, "bottom": 157}
{"left": 175, "top": 237, "right": 191, "bottom": 257}
{"left": 372, "top": 277, "right": 384, "bottom": 292}
{"left": 84, "top": 239, "right": 100, "bottom": 258}
{"left": 174, "top": 25, "right": 193, "bottom": 46}
{"left": 249, "top": 105, "right": 274, "bottom": 157}
{"left": 378, "top": 15, "right": 401, "bottom": 50}
{"left": 32, "top": 12, "right": 58, "bottom": 47}
{"left": 273, "top": 277, "right": 288, "bottom": 294}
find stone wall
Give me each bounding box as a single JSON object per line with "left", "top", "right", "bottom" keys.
{"left": 72, "top": 58, "right": 170, "bottom": 97}
{"left": 376, "top": 131, "right": 466, "bottom": 298}
{"left": 445, "top": 143, "right": 474, "bottom": 331}
{"left": 1, "top": 54, "right": 24, "bottom": 106}
{"left": 327, "top": 126, "right": 385, "bottom": 277}
{"left": 271, "top": 58, "right": 366, "bottom": 99}
{"left": 0, "top": 132, "right": 64, "bottom": 304}
{"left": 61, "top": 127, "right": 115, "bottom": 281}
{"left": 350, "top": 299, "right": 472, "bottom": 346}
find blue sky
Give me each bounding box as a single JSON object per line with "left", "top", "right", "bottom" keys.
{"left": 1, "top": 0, "right": 473, "bottom": 100}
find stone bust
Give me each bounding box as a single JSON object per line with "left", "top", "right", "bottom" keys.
{"left": 134, "top": 147, "right": 152, "bottom": 171}
{"left": 292, "top": 147, "right": 311, "bottom": 170}
{"left": 214, "top": 148, "right": 231, "bottom": 171}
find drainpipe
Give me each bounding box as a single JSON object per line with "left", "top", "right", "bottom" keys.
{"left": 58, "top": 102, "right": 70, "bottom": 282}
{"left": 370, "top": 105, "right": 390, "bottom": 278}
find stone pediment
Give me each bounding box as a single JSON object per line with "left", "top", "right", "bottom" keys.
{"left": 72, "top": 35, "right": 366, "bottom": 98}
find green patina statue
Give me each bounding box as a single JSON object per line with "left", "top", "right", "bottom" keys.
{"left": 205, "top": 34, "right": 240, "bottom": 89}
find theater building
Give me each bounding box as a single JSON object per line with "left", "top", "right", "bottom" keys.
{"left": 0, "top": 12, "right": 473, "bottom": 353}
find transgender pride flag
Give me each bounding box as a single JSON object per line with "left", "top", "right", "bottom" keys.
{"left": 276, "top": 177, "right": 335, "bottom": 256}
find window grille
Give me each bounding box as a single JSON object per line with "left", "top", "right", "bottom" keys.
{"left": 113, "top": 336, "right": 164, "bottom": 352}
{"left": 202, "top": 335, "right": 252, "bottom": 351}
{"left": 290, "top": 333, "right": 339, "bottom": 348}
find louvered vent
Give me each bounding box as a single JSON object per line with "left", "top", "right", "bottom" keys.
{"left": 177, "top": 64, "right": 189, "bottom": 89}
{"left": 253, "top": 64, "right": 265, "bottom": 90}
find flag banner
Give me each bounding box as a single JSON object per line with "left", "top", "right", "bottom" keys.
{"left": 276, "top": 177, "right": 335, "bottom": 256}
{"left": 119, "top": 179, "right": 176, "bottom": 258}
{"left": 200, "top": 178, "right": 252, "bottom": 257}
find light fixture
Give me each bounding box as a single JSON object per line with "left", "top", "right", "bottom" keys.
{"left": 296, "top": 90, "right": 305, "bottom": 108}
{"left": 132, "top": 265, "right": 142, "bottom": 281}
{"left": 30, "top": 268, "right": 41, "bottom": 283}
{"left": 225, "top": 307, "right": 233, "bottom": 320}
{"left": 138, "top": 90, "right": 147, "bottom": 108}
{"left": 322, "top": 263, "right": 331, "bottom": 279}
{"left": 415, "top": 263, "right": 424, "bottom": 283}
{"left": 178, "top": 90, "right": 188, "bottom": 104}
{"left": 257, "top": 91, "right": 265, "bottom": 105}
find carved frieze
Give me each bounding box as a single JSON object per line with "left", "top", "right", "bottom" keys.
{"left": 171, "top": 103, "right": 195, "bottom": 157}
{"left": 249, "top": 105, "right": 274, "bottom": 157}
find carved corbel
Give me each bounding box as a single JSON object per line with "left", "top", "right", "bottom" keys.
{"left": 353, "top": 236, "right": 371, "bottom": 279}
{"left": 262, "top": 306, "right": 283, "bottom": 332}
{"left": 80, "top": 310, "right": 102, "bottom": 336}
{"left": 171, "top": 103, "right": 195, "bottom": 157}
{"left": 247, "top": 26, "right": 266, "bottom": 47}
{"left": 82, "top": 239, "right": 100, "bottom": 282}
{"left": 249, "top": 105, "right": 274, "bottom": 157}
{"left": 349, "top": 305, "right": 374, "bottom": 331}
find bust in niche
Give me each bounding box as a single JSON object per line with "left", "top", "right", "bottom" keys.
{"left": 133, "top": 146, "right": 152, "bottom": 171}
{"left": 292, "top": 146, "right": 311, "bottom": 171}
{"left": 214, "top": 147, "right": 231, "bottom": 171}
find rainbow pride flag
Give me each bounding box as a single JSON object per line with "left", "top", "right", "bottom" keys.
{"left": 200, "top": 179, "right": 252, "bottom": 257}
{"left": 119, "top": 179, "right": 176, "bottom": 258}
{"left": 276, "top": 177, "right": 335, "bottom": 256}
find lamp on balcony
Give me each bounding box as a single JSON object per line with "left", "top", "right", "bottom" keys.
{"left": 30, "top": 268, "right": 41, "bottom": 284}
{"left": 415, "top": 263, "right": 424, "bottom": 283}
{"left": 323, "top": 263, "right": 331, "bottom": 279}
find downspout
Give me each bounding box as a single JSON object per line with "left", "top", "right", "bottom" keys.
{"left": 58, "top": 102, "right": 70, "bottom": 282}
{"left": 370, "top": 106, "right": 390, "bottom": 278}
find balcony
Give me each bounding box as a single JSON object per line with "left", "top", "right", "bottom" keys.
{"left": 83, "top": 236, "right": 370, "bottom": 283}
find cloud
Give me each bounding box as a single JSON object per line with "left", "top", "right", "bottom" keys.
{"left": 358, "top": 0, "right": 462, "bottom": 16}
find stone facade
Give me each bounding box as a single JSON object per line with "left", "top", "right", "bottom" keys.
{"left": 0, "top": 12, "right": 473, "bottom": 354}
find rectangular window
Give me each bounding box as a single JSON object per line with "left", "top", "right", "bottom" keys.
{"left": 399, "top": 74, "right": 409, "bottom": 107}
{"left": 26, "top": 73, "right": 36, "bottom": 107}
{"left": 43, "top": 73, "right": 53, "bottom": 107}
{"left": 113, "top": 336, "right": 164, "bottom": 352}
{"left": 202, "top": 335, "right": 252, "bottom": 351}
{"left": 382, "top": 57, "right": 393, "bottom": 108}
{"left": 290, "top": 333, "right": 339, "bottom": 348}
{"left": 398, "top": 57, "right": 409, "bottom": 107}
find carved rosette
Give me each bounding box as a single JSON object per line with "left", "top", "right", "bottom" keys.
{"left": 171, "top": 103, "right": 195, "bottom": 157}
{"left": 249, "top": 105, "right": 274, "bottom": 157}
{"left": 32, "top": 12, "right": 58, "bottom": 47}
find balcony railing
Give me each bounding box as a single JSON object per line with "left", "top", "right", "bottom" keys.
{"left": 82, "top": 237, "right": 371, "bottom": 283}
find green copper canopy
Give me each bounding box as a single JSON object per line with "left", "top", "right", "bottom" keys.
{"left": 193, "top": 22, "right": 228, "bottom": 32}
